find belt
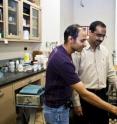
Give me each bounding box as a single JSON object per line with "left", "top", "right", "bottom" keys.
{"left": 45, "top": 100, "right": 72, "bottom": 108}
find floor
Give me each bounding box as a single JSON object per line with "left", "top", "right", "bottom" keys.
{"left": 16, "top": 108, "right": 45, "bottom": 124}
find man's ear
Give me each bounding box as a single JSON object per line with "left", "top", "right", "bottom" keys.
{"left": 68, "top": 36, "right": 73, "bottom": 44}
{"left": 88, "top": 30, "right": 92, "bottom": 34}
{"left": 88, "top": 30, "right": 93, "bottom": 36}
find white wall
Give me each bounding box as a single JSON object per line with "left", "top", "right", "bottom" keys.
{"left": 60, "top": 0, "right": 73, "bottom": 42}
{"left": 0, "top": 42, "right": 41, "bottom": 60}
{"left": 41, "top": 0, "right": 60, "bottom": 43}
{"left": 41, "top": 0, "right": 74, "bottom": 44}
{"left": 73, "top": 0, "right": 115, "bottom": 54}
{"left": 115, "top": 0, "right": 117, "bottom": 64}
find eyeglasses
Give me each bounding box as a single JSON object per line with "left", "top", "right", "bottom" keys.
{"left": 94, "top": 32, "right": 107, "bottom": 38}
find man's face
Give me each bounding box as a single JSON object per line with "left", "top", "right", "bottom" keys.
{"left": 89, "top": 26, "right": 106, "bottom": 47}
{"left": 72, "top": 29, "right": 87, "bottom": 52}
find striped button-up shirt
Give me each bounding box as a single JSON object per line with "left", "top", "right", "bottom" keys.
{"left": 72, "top": 41, "right": 117, "bottom": 106}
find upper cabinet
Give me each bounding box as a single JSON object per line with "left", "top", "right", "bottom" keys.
{"left": 23, "top": 1, "right": 41, "bottom": 41}
{"left": 30, "top": 6, "right": 40, "bottom": 40}
{"left": 23, "top": 2, "right": 31, "bottom": 40}
{"left": 0, "top": 0, "right": 4, "bottom": 39}
{"left": 5, "top": 0, "right": 21, "bottom": 39}
{"left": 1, "top": 0, "right": 41, "bottom": 42}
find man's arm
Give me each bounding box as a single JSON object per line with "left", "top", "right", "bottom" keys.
{"left": 72, "top": 90, "right": 83, "bottom": 116}
{"left": 72, "top": 52, "right": 83, "bottom": 115}
{"left": 72, "top": 90, "right": 81, "bottom": 107}
{"left": 71, "top": 52, "right": 82, "bottom": 106}
{"left": 71, "top": 81, "right": 117, "bottom": 115}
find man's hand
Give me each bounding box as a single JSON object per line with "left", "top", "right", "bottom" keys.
{"left": 111, "top": 106, "right": 117, "bottom": 116}
{"left": 74, "top": 106, "right": 83, "bottom": 116}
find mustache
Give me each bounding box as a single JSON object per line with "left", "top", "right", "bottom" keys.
{"left": 96, "top": 40, "right": 103, "bottom": 44}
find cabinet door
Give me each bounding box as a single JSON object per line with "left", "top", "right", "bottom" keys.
{"left": 5, "top": 0, "right": 21, "bottom": 39}
{"left": 0, "top": 0, "right": 5, "bottom": 39}
{"left": 40, "top": 72, "right": 45, "bottom": 86}
{"left": 0, "top": 85, "right": 16, "bottom": 124}
{"left": 30, "top": 6, "right": 40, "bottom": 40}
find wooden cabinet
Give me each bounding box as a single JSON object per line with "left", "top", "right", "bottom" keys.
{"left": 22, "top": 0, "right": 41, "bottom": 41}
{"left": 0, "top": 0, "right": 41, "bottom": 42}
{"left": 0, "top": 84, "right": 16, "bottom": 124}
{"left": 13, "top": 72, "right": 45, "bottom": 123}
{"left": 0, "top": 72, "right": 45, "bottom": 124}
{"left": 5, "top": 0, "right": 21, "bottom": 39}
{"left": 0, "top": 0, "right": 5, "bottom": 39}
{"left": 13, "top": 73, "right": 44, "bottom": 90}
{"left": 40, "top": 72, "right": 45, "bottom": 86}
{"left": 30, "top": 6, "right": 41, "bottom": 40}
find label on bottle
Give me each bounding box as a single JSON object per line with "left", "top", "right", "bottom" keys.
{"left": 24, "top": 53, "right": 30, "bottom": 62}
{"left": 0, "top": 33, "right": 2, "bottom": 38}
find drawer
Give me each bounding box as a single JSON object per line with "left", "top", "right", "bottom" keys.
{"left": 13, "top": 73, "right": 44, "bottom": 90}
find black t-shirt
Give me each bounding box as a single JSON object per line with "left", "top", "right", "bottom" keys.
{"left": 44, "top": 45, "right": 80, "bottom": 107}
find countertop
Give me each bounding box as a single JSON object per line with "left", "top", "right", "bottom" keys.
{"left": 0, "top": 69, "right": 46, "bottom": 87}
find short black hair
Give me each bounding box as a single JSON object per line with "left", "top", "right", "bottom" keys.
{"left": 64, "top": 24, "right": 80, "bottom": 44}
{"left": 89, "top": 21, "right": 106, "bottom": 33}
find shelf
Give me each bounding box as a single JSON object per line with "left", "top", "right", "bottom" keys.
{"left": 8, "top": 33, "right": 17, "bottom": 36}
{"left": 32, "top": 27, "right": 38, "bottom": 30}
{"left": 8, "top": 22, "right": 16, "bottom": 25}
{"left": 23, "top": 0, "right": 40, "bottom": 9}
{"left": 0, "top": 20, "right": 3, "bottom": 23}
{"left": 0, "top": 38, "right": 4, "bottom": 41}
{"left": 8, "top": 7, "right": 16, "bottom": 12}
{"left": 23, "top": 13, "right": 30, "bottom": 17}
{"left": 0, "top": 4, "right": 3, "bottom": 8}
{"left": 32, "top": 16, "right": 38, "bottom": 19}
{"left": 0, "top": 39, "right": 41, "bottom": 42}
{"left": 23, "top": 25, "right": 30, "bottom": 28}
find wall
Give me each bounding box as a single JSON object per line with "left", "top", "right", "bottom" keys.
{"left": 41, "top": 0, "right": 60, "bottom": 43}
{"left": 60, "top": 0, "right": 73, "bottom": 42}
{"left": 114, "top": 0, "right": 117, "bottom": 64}
{"left": 41, "top": 0, "right": 74, "bottom": 44}
{"left": 73, "top": 0, "right": 115, "bottom": 54}
{"left": 0, "top": 41, "right": 41, "bottom": 60}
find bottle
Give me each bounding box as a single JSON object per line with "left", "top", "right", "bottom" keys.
{"left": 112, "top": 50, "right": 116, "bottom": 65}
{"left": 0, "top": 28, "right": 2, "bottom": 38}
{"left": 15, "top": 59, "right": 19, "bottom": 71}
{"left": 9, "top": 61, "right": 15, "bottom": 72}
{"left": 23, "top": 29, "right": 29, "bottom": 40}
{"left": 23, "top": 47, "right": 30, "bottom": 63}
{"left": 0, "top": 9, "right": 2, "bottom": 21}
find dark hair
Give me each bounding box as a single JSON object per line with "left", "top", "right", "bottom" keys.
{"left": 64, "top": 24, "right": 80, "bottom": 44}
{"left": 89, "top": 21, "right": 106, "bottom": 33}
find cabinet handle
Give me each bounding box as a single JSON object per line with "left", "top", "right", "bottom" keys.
{"left": 0, "top": 91, "right": 4, "bottom": 97}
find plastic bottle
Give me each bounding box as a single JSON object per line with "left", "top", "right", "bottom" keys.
{"left": 15, "top": 59, "right": 20, "bottom": 71}
{"left": 0, "top": 9, "right": 2, "bottom": 21}
{"left": 23, "top": 47, "right": 30, "bottom": 63}
{"left": 0, "top": 28, "right": 2, "bottom": 38}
